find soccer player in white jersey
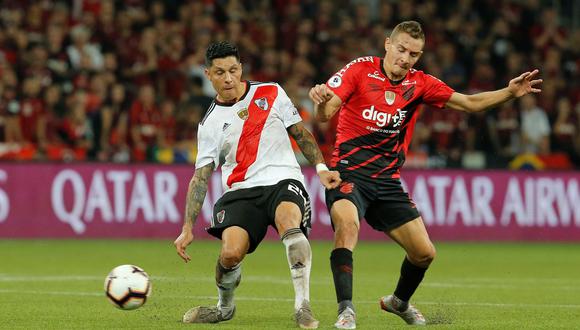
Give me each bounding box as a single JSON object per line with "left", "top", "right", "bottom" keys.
{"left": 174, "top": 42, "right": 341, "bottom": 329}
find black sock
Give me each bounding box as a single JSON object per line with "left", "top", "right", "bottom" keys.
{"left": 394, "top": 257, "right": 427, "bottom": 303}
{"left": 330, "top": 248, "right": 354, "bottom": 312}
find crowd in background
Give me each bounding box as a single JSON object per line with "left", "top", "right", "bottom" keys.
{"left": 0, "top": 0, "right": 578, "bottom": 169}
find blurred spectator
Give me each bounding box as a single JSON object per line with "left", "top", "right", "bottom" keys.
{"left": 552, "top": 97, "right": 579, "bottom": 165}
{"left": 130, "top": 84, "right": 161, "bottom": 161}
{"left": 520, "top": 95, "right": 551, "bottom": 154}
{"left": 185, "top": 76, "right": 213, "bottom": 117}
{"left": 0, "top": 0, "right": 575, "bottom": 168}
{"left": 59, "top": 90, "right": 93, "bottom": 160}
{"left": 18, "top": 77, "right": 47, "bottom": 152}
{"left": 487, "top": 101, "right": 520, "bottom": 159}
{"left": 98, "top": 83, "right": 130, "bottom": 162}
{"left": 66, "top": 25, "right": 104, "bottom": 71}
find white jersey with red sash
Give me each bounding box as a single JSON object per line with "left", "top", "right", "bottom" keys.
{"left": 195, "top": 81, "right": 304, "bottom": 193}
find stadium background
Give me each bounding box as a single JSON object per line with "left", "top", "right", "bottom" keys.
{"left": 0, "top": 1, "right": 579, "bottom": 329}
{"left": 0, "top": 0, "right": 578, "bottom": 241}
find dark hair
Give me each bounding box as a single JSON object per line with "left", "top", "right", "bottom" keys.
{"left": 205, "top": 41, "right": 240, "bottom": 67}
{"left": 391, "top": 21, "right": 425, "bottom": 41}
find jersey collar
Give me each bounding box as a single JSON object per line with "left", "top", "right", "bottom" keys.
{"left": 214, "top": 81, "right": 250, "bottom": 107}
{"left": 380, "top": 59, "right": 407, "bottom": 86}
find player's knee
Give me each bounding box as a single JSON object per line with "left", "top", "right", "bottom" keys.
{"left": 220, "top": 247, "right": 245, "bottom": 268}
{"left": 409, "top": 245, "right": 436, "bottom": 267}
{"left": 335, "top": 221, "right": 359, "bottom": 238}
{"left": 333, "top": 221, "right": 359, "bottom": 249}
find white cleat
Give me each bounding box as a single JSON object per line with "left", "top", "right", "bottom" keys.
{"left": 334, "top": 306, "right": 356, "bottom": 329}
{"left": 182, "top": 305, "right": 235, "bottom": 323}
{"left": 380, "top": 295, "right": 426, "bottom": 325}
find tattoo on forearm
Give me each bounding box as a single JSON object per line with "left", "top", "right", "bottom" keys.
{"left": 288, "top": 123, "right": 325, "bottom": 165}
{"left": 184, "top": 164, "right": 214, "bottom": 227}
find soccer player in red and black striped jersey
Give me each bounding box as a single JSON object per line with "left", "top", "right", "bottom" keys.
{"left": 309, "top": 21, "right": 542, "bottom": 328}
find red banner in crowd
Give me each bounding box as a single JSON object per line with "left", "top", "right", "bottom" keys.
{"left": 0, "top": 164, "right": 578, "bottom": 241}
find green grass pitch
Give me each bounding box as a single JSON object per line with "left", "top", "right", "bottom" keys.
{"left": 0, "top": 239, "right": 579, "bottom": 329}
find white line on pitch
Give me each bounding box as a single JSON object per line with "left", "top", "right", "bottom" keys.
{"left": 1, "top": 275, "right": 578, "bottom": 290}
{"left": 0, "top": 289, "right": 579, "bottom": 310}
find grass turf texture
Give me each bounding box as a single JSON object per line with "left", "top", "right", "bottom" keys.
{"left": 0, "top": 240, "right": 578, "bottom": 329}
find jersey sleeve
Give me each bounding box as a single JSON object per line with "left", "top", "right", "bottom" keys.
{"left": 194, "top": 121, "right": 219, "bottom": 170}
{"left": 325, "top": 60, "right": 359, "bottom": 103}
{"left": 277, "top": 85, "right": 302, "bottom": 128}
{"left": 422, "top": 73, "right": 455, "bottom": 108}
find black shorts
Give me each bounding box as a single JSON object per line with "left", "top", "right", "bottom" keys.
{"left": 325, "top": 173, "right": 420, "bottom": 232}
{"left": 207, "top": 179, "right": 311, "bottom": 253}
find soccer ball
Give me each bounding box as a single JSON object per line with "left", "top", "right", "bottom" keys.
{"left": 104, "top": 264, "right": 151, "bottom": 310}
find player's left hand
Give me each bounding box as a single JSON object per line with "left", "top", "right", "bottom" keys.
{"left": 319, "top": 170, "right": 342, "bottom": 189}
{"left": 508, "top": 69, "right": 542, "bottom": 97}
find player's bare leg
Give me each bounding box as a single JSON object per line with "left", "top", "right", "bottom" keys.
{"left": 380, "top": 217, "right": 434, "bottom": 325}
{"left": 183, "top": 226, "right": 249, "bottom": 324}
{"left": 330, "top": 199, "right": 360, "bottom": 329}
{"left": 275, "top": 202, "right": 319, "bottom": 329}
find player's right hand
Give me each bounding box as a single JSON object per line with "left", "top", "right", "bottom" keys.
{"left": 309, "top": 84, "right": 335, "bottom": 105}
{"left": 174, "top": 228, "right": 194, "bottom": 263}
{"left": 319, "top": 170, "right": 342, "bottom": 190}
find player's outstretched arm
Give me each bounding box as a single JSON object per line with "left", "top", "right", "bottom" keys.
{"left": 287, "top": 122, "right": 341, "bottom": 189}
{"left": 446, "top": 69, "right": 542, "bottom": 113}
{"left": 309, "top": 84, "right": 342, "bottom": 122}
{"left": 174, "top": 163, "right": 214, "bottom": 262}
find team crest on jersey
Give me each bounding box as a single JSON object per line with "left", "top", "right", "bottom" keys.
{"left": 385, "top": 91, "right": 396, "bottom": 105}
{"left": 254, "top": 97, "right": 269, "bottom": 111}
{"left": 216, "top": 210, "right": 226, "bottom": 224}
{"left": 237, "top": 108, "right": 249, "bottom": 120}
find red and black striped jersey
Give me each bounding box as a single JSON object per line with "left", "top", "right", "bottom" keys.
{"left": 326, "top": 56, "right": 454, "bottom": 179}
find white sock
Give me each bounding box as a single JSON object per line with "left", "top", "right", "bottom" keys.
{"left": 282, "top": 228, "right": 312, "bottom": 310}
{"left": 215, "top": 261, "right": 241, "bottom": 312}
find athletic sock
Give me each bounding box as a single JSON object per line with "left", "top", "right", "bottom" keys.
{"left": 215, "top": 260, "right": 241, "bottom": 313}
{"left": 330, "top": 248, "right": 354, "bottom": 314}
{"left": 282, "top": 228, "right": 312, "bottom": 311}
{"left": 393, "top": 257, "right": 427, "bottom": 310}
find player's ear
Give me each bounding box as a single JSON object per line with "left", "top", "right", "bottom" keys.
{"left": 384, "top": 37, "right": 391, "bottom": 52}
{"left": 204, "top": 67, "right": 211, "bottom": 79}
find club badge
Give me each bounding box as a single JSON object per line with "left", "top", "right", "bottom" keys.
{"left": 254, "top": 97, "right": 269, "bottom": 111}
{"left": 216, "top": 210, "right": 226, "bottom": 224}
{"left": 385, "top": 91, "right": 396, "bottom": 105}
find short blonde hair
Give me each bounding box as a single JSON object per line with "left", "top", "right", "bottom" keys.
{"left": 391, "top": 21, "right": 425, "bottom": 41}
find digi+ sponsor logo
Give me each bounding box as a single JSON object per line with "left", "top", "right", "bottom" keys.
{"left": 362, "top": 105, "right": 407, "bottom": 127}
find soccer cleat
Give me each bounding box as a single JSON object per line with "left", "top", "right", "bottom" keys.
{"left": 334, "top": 306, "right": 356, "bottom": 329}
{"left": 294, "top": 300, "right": 319, "bottom": 329}
{"left": 182, "top": 305, "right": 235, "bottom": 323}
{"left": 380, "top": 295, "right": 426, "bottom": 325}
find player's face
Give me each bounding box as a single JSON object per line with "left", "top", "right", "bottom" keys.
{"left": 384, "top": 32, "right": 424, "bottom": 79}
{"left": 205, "top": 56, "right": 243, "bottom": 102}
